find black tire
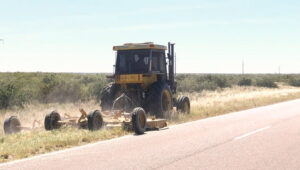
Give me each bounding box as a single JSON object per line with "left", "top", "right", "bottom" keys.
{"left": 4, "top": 116, "right": 21, "bottom": 134}
{"left": 100, "top": 83, "right": 119, "bottom": 111}
{"left": 44, "top": 111, "right": 61, "bottom": 130}
{"left": 145, "top": 82, "right": 173, "bottom": 118}
{"left": 176, "top": 96, "right": 190, "bottom": 114}
{"left": 131, "top": 107, "right": 147, "bottom": 135}
{"left": 88, "top": 110, "right": 103, "bottom": 131}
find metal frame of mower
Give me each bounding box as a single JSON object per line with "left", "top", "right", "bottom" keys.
{"left": 44, "top": 107, "right": 167, "bottom": 135}
{"left": 3, "top": 107, "right": 167, "bottom": 135}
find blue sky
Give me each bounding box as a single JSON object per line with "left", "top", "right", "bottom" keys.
{"left": 0, "top": 0, "right": 299, "bottom": 73}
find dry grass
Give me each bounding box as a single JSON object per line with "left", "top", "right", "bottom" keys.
{"left": 167, "top": 85, "right": 300, "bottom": 123}
{"left": 0, "top": 127, "right": 130, "bottom": 162}
{"left": 0, "top": 101, "right": 131, "bottom": 162}
{"left": 0, "top": 101, "right": 100, "bottom": 136}
{"left": 1, "top": 85, "right": 300, "bottom": 163}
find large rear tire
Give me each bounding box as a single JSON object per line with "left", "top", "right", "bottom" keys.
{"left": 88, "top": 110, "right": 103, "bottom": 131}
{"left": 146, "top": 82, "right": 173, "bottom": 118}
{"left": 4, "top": 116, "right": 21, "bottom": 134}
{"left": 131, "top": 107, "right": 147, "bottom": 135}
{"left": 100, "top": 83, "right": 119, "bottom": 111}
{"left": 176, "top": 96, "right": 190, "bottom": 114}
{"left": 44, "top": 111, "right": 61, "bottom": 130}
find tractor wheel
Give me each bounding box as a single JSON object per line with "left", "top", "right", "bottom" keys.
{"left": 88, "top": 110, "right": 103, "bottom": 131}
{"left": 176, "top": 96, "right": 190, "bottom": 114}
{"left": 146, "top": 82, "right": 173, "bottom": 118}
{"left": 100, "top": 83, "right": 119, "bottom": 111}
{"left": 44, "top": 111, "right": 61, "bottom": 130}
{"left": 131, "top": 107, "right": 147, "bottom": 135}
{"left": 4, "top": 116, "right": 21, "bottom": 134}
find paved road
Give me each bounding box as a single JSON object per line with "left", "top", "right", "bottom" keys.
{"left": 1, "top": 99, "right": 300, "bottom": 170}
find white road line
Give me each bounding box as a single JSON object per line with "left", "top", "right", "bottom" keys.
{"left": 234, "top": 126, "right": 271, "bottom": 140}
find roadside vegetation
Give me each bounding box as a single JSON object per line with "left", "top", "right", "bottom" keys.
{"left": 0, "top": 72, "right": 107, "bottom": 109}
{"left": 1, "top": 72, "right": 300, "bottom": 163}
{"left": 168, "top": 85, "right": 300, "bottom": 123}
{"left": 1, "top": 72, "right": 300, "bottom": 109}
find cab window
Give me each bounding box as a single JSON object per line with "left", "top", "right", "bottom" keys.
{"left": 116, "top": 50, "right": 150, "bottom": 74}
{"left": 152, "top": 51, "right": 166, "bottom": 72}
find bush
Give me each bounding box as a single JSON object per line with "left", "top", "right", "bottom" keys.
{"left": 289, "top": 78, "right": 300, "bottom": 87}
{"left": 176, "top": 74, "right": 230, "bottom": 92}
{"left": 256, "top": 78, "right": 278, "bottom": 88}
{"left": 39, "top": 74, "right": 59, "bottom": 103}
{"left": 38, "top": 74, "right": 107, "bottom": 103}
{"left": 0, "top": 83, "right": 30, "bottom": 109}
{"left": 0, "top": 73, "right": 109, "bottom": 109}
{"left": 88, "top": 78, "right": 107, "bottom": 101}
{"left": 0, "top": 84, "right": 15, "bottom": 108}
{"left": 238, "top": 78, "right": 252, "bottom": 86}
{"left": 44, "top": 80, "right": 84, "bottom": 103}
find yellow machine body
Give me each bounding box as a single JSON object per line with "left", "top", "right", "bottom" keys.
{"left": 115, "top": 74, "right": 158, "bottom": 90}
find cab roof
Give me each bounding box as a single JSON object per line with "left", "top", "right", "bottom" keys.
{"left": 113, "top": 42, "right": 167, "bottom": 51}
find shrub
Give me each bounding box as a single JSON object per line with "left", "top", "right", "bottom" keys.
{"left": 46, "top": 80, "right": 85, "bottom": 102}
{"left": 88, "top": 79, "right": 107, "bottom": 101}
{"left": 289, "top": 78, "right": 300, "bottom": 87}
{"left": 0, "top": 84, "right": 15, "bottom": 109}
{"left": 256, "top": 78, "right": 278, "bottom": 88}
{"left": 176, "top": 74, "right": 231, "bottom": 92}
{"left": 238, "top": 78, "right": 252, "bottom": 86}
{"left": 39, "top": 74, "right": 59, "bottom": 103}
{"left": 0, "top": 83, "right": 30, "bottom": 109}
{"left": 213, "top": 76, "right": 229, "bottom": 88}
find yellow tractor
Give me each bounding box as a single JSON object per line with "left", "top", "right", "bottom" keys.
{"left": 3, "top": 42, "right": 189, "bottom": 135}
{"left": 100, "top": 42, "right": 190, "bottom": 118}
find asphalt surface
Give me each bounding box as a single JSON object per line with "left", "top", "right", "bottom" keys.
{"left": 1, "top": 99, "right": 300, "bottom": 170}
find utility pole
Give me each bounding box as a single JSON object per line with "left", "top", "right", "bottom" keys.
{"left": 242, "top": 60, "right": 244, "bottom": 74}
{"left": 278, "top": 65, "right": 281, "bottom": 74}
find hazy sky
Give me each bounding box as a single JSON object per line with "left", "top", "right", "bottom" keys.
{"left": 0, "top": 0, "right": 299, "bottom": 73}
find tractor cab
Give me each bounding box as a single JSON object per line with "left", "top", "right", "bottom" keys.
{"left": 113, "top": 42, "right": 167, "bottom": 75}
